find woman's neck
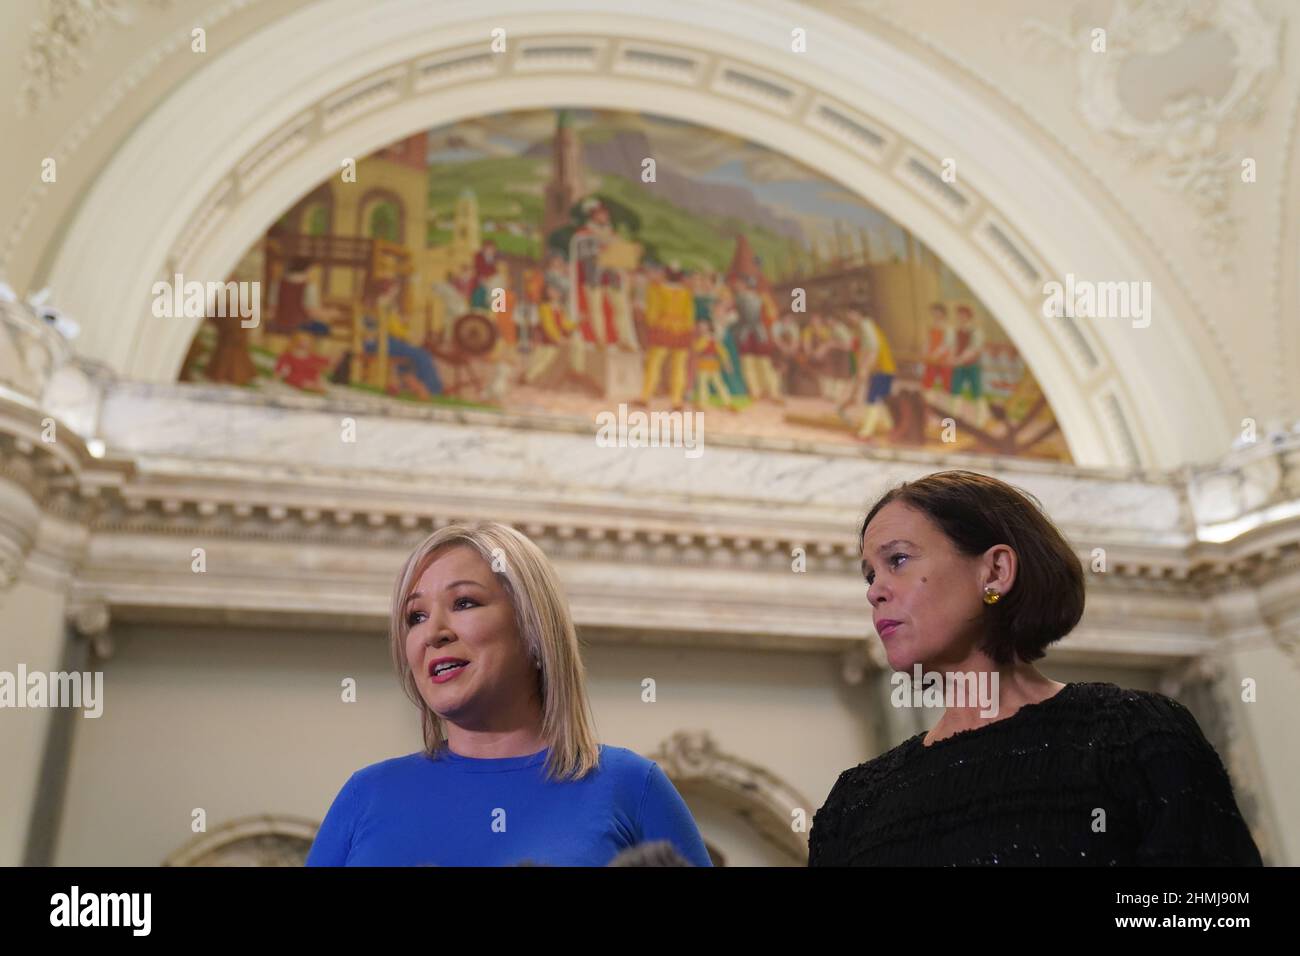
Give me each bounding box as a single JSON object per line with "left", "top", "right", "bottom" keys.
{"left": 922, "top": 664, "right": 1065, "bottom": 746}
{"left": 444, "top": 722, "right": 547, "bottom": 759}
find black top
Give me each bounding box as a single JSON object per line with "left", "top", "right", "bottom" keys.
{"left": 808, "top": 682, "right": 1263, "bottom": 866}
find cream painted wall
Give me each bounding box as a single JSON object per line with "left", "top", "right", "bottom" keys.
{"left": 0, "top": 577, "right": 70, "bottom": 866}
{"left": 53, "top": 621, "right": 1182, "bottom": 866}
{"left": 1221, "top": 643, "right": 1300, "bottom": 865}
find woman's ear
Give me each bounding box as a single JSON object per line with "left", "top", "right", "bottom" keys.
{"left": 983, "top": 544, "right": 1017, "bottom": 595}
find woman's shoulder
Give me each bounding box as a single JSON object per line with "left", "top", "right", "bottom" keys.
{"left": 817, "top": 682, "right": 1198, "bottom": 804}
{"left": 345, "top": 751, "right": 433, "bottom": 791}
{"left": 593, "top": 744, "right": 660, "bottom": 781}
{"left": 1066, "top": 681, "right": 1208, "bottom": 741}
{"left": 819, "top": 736, "right": 915, "bottom": 814}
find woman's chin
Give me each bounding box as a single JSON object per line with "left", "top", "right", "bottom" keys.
{"left": 421, "top": 689, "right": 462, "bottom": 718}
{"left": 884, "top": 646, "right": 918, "bottom": 674}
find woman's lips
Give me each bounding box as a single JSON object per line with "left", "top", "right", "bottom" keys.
{"left": 429, "top": 660, "right": 470, "bottom": 684}
{"left": 876, "top": 621, "right": 902, "bottom": 638}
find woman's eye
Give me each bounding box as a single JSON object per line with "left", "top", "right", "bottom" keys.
{"left": 889, "top": 553, "right": 908, "bottom": 569}
{"left": 406, "top": 610, "right": 426, "bottom": 626}
{"left": 453, "top": 596, "right": 478, "bottom": 610}
{"left": 864, "top": 572, "right": 875, "bottom": 586}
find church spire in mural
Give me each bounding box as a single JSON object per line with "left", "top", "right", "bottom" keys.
{"left": 726, "top": 233, "right": 766, "bottom": 290}
{"left": 543, "top": 108, "right": 585, "bottom": 241}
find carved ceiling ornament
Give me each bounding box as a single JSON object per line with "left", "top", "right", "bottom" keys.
{"left": 18, "top": 0, "right": 174, "bottom": 115}
{"left": 1010, "top": 0, "right": 1281, "bottom": 269}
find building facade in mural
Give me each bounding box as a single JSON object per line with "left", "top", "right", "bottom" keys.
{"left": 180, "top": 108, "right": 1070, "bottom": 461}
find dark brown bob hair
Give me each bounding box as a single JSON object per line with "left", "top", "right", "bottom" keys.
{"left": 859, "top": 470, "right": 1084, "bottom": 665}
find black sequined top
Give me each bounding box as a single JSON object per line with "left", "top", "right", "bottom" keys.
{"left": 808, "top": 682, "right": 1263, "bottom": 866}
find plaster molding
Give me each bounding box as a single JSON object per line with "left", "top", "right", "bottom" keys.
{"left": 16, "top": 0, "right": 175, "bottom": 115}
{"left": 649, "top": 729, "right": 811, "bottom": 862}
{"left": 1, "top": 0, "right": 262, "bottom": 276}
{"left": 161, "top": 814, "right": 317, "bottom": 866}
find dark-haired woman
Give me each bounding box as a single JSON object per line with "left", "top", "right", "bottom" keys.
{"left": 809, "top": 470, "right": 1262, "bottom": 866}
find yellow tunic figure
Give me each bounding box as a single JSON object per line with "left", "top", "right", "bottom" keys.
{"left": 640, "top": 272, "right": 694, "bottom": 407}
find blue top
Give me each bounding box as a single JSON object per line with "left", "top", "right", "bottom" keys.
{"left": 305, "top": 744, "right": 713, "bottom": 867}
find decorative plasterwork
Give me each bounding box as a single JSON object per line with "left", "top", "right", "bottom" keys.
{"left": 161, "top": 814, "right": 317, "bottom": 866}
{"left": 2, "top": 0, "right": 259, "bottom": 275}
{"left": 1013, "top": 0, "right": 1279, "bottom": 269}
{"left": 1009, "top": 0, "right": 1281, "bottom": 268}
{"left": 649, "top": 730, "right": 811, "bottom": 862}
{"left": 16, "top": 0, "right": 175, "bottom": 115}
{"left": 74, "top": 478, "right": 1300, "bottom": 596}
{"left": 0, "top": 374, "right": 1269, "bottom": 669}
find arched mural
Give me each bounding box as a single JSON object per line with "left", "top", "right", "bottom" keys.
{"left": 179, "top": 107, "right": 1071, "bottom": 461}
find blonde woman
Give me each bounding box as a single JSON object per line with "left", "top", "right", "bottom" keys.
{"left": 306, "top": 522, "right": 712, "bottom": 866}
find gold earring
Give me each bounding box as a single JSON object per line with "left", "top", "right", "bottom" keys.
{"left": 983, "top": 587, "right": 1001, "bottom": 605}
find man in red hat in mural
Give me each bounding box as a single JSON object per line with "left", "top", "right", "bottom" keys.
{"left": 572, "top": 197, "right": 620, "bottom": 346}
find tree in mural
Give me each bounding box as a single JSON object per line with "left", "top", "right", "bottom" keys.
{"left": 205, "top": 315, "right": 257, "bottom": 386}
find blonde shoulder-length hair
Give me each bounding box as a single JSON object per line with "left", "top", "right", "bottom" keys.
{"left": 389, "top": 521, "right": 601, "bottom": 780}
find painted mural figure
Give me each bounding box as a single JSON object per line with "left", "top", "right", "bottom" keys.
{"left": 692, "top": 320, "right": 739, "bottom": 412}
{"left": 921, "top": 302, "right": 955, "bottom": 414}
{"left": 571, "top": 198, "right": 620, "bottom": 347}
{"left": 950, "top": 303, "right": 989, "bottom": 429}
{"left": 769, "top": 311, "right": 801, "bottom": 398}
{"left": 430, "top": 273, "right": 468, "bottom": 349}
{"left": 823, "top": 315, "right": 857, "bottom": 406}
{"left": 636, "top": 263, "right": 694, "bottom": 410}
{"left": 471, "top": 240, "right": 501, "bottom": 311}
{"left": 712, "top": 291, "right": 748, "bottom": 401}
{"left": 524, "top": 282, "right": 576, "bottom": 386}
{"left": 269, "top": 258, "right": 336, "bottom": 336}
{"left": 274, "top": 329, "right": 332, "bottom": 393}
{"left": 604, "top": 270, "right": 637, "bottom": 352}
{"left": 519, "top": 265, "right": 545, "bottom": 352}
{"left": 362, "top": 278, "right": 443, "bottom": 400}
{"left": 486, "top": 261, "right": 519, "bottom": 402}
{"left": 733, "top": 275, "right": 784, "bottom": 404}
{"left": 843, "top": 310, "right": 896, "bottom": 440}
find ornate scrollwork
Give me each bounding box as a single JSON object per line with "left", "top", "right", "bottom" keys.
{"left": 1008, "top": 0, "right": 1281, "bottom": 267}
{"left": 162, "top": 814, "right": 318, "bottom": 866}
{"left": 17, "top": 0, "right": 174, "bottom": 115}
{"left": 649, "top": 730, "right": 813, "bottom": 863}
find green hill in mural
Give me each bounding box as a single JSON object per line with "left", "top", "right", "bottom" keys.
{"left": 427, "top": 156, "right": 548, "bottom": 253}
{"left": 593, "top": 175, "right": 796, "bottom": 276}
{"left": 426, "top": 157, "right": 797, "bottom": 275}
